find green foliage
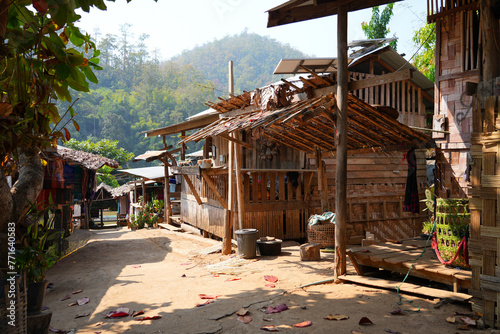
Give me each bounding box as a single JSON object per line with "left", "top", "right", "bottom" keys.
{"left": 15, "top": 202, "right": 62, "bottom": 283}
{"left": 412, "top": 22, "right": 436, "bottom": 82}
{"left": 0, "top": 0, "right": 108, "bottom": 156}
{"left": 172, "top": 31, "right": 308, "bottom": 94}
{"left": 97, "top": 165, "right": 120, "bottom": 188}
{"left": 361, "top": 4, "right": 397, "bottom": 50}
{"left": 65, "top": 138, "right": 134, "bottom": 166}
{"left": 61, "top": 31, "right": 306, "bottom": 157}
{"left": 130, "top": 196, "right": 161, "bottom": 229}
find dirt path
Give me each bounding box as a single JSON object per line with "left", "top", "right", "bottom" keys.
{"left": 44, "top": 227, "right": 487, "bottom": 334}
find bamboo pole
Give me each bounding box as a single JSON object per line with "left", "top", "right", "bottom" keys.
{"left": 162, "top": 158, "right": 171, "bottom": 224}
{"left": 335, "top": 4, "right": 348, "bottom": 281}
{"left": 222, "top": 60, "right": 234, "bottom": 255}
{"left": 234, "top": 131, "right": 245, "bottom": 230}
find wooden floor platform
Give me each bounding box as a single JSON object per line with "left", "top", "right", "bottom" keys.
{"left": 348, "top": 238, "right": 471, "bottom": 292}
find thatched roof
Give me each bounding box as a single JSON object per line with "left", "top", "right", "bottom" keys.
{"left": 49, "top": 146, "right": 119, "bottom": 170}
{"left": 95, "top": 182, "right": 132, "bottom": 198}
{"left": 181, "top": 93, "right": 431, "bottom": 154}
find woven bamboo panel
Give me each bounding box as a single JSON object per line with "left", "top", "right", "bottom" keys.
{"left": 470, "top": 95, "right": 500, "bottom": 327}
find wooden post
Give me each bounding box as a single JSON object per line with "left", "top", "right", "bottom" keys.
{"left": 234, "top": 131, "right": 245, "bottom": 230}
{"left": 163, "top": 159, "right": 171, "bottom": 224}
{"left": 141, "top": 180, "right": 146, "bottom": 206}
{"left": 181, "top": 131, "right": 186, "bottom": 161}
{"left": 335, "top": 4, "right": 348, "bottom": 280}
{"left": 481, "top": 0, "right": 500, "bottom": 82}
{"left": 222, "top": 60, "right": 235, "bottom": 255}
{"left": 315, "top": 148, "right": 328, "bottom": 212}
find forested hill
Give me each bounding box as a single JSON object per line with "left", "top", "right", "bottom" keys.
{"left": 64, "top": 31, "right": 307, "bottom": 161}
{"left": 172, "top": 32, "right": 308, "bottom": 94}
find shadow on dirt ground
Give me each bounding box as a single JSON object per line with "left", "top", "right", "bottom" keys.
{"left": 44, "top": 227, "right": 484, "bottom": 334}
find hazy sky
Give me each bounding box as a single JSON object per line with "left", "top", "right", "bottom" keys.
{"left": 77, "top": 0, "right": 428, "bottom": 61}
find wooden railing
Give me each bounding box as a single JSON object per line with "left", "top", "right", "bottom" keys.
{"left": 179, "top": 167, "right": 314, "bottom": 209}
{"left": 349, "top": 72, "right": 427, "bottom": 127}
{"left": 427, "top": 0, "right": 478, "bottom": 22}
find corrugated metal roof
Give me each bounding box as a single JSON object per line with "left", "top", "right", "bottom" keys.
{"left": 349, "top": 45, "right": 434, "bottom": 92}
{"left": 117, "top": 166, "right": 166, "bottom": 180}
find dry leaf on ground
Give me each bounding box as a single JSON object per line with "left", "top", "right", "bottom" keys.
{"left": 264, "top": 275, "right": 278, "bottom": 283}
{"left": 293, "top": 321, "right": 312, "bottom": 328}
{"left": 325, "top": 314, "right": 349, "bottom": 320}
{"left": 237, "top": 315, "right": 252, "bottom": 324}
{"left": 359, "top": 317, "right": 374, "bottom": 325}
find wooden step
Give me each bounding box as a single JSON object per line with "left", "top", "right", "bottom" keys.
{"left": 158, "top": 223, "right": 183, "bottom": 232}
{"left": 339, "top": 275, "right": 472, "bottom": 302}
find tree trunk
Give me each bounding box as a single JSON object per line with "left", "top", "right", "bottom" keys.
{"left": 0, "top": 148, "right": 43, "bottom": 267}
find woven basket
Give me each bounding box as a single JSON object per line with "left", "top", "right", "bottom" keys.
{"left": 435, "top": 198, "right": 470, "bottom": 268}
{"left": 307, "top": 223, "right": 335, "bottom": 248}
{"left": 0, "top": 271, "right": 27, "bottom": 334}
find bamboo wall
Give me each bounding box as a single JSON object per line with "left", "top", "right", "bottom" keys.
{"left": 434, "top": 9, "right": 479, "bottom": 197}
{"left": 469, "top": 95, "right": 500, "bottom": 327}
{"left": 307, "top": 150, "right": 429, "bottom": 243}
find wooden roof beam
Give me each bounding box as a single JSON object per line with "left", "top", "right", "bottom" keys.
{"left": 298, "top": 65, "right": 334, "bottom": 85}
{"left": 262, "top": 132, "right": 307, "bottom": 152}
{"left": 299, "top": 76, "right": 319, "bottom": 89}
{"left": 229, "top": 94, "right": 250, "bottom": 106}
{"left": 219, "top": 133, "right": 254, "bottom": 149}
{"left": 374, "top": 58, "right": 434, "bottom": 103}
{"left": 205, "top": 102, "right": 228, "bottom": 113}
{"left": 281, "top": 78, "right": 304, "bottom": 92}
{"left": 348, "top": 69, "right": 412, "bottom": 91}
{"left": 266, "top": 128, "right": 312, "bottom": 152}
{"left": 218, "top": 97, "right": 240, "bottom": 109}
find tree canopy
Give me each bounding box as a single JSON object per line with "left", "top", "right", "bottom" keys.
{"left": 411, "top": 22, "right": 436, "bottom": 82}
{"left": 0, "top": 1, "right": 157, "bottom": 238}
{"left": 361, "top": 3, "right": 397, "bottom": 50}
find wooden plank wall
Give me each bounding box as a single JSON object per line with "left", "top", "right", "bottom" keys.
{"left": 349, "top": 72, "right": 427, "bottom": 128}
{"left": 469, "top": 95, "right": 500, "bottom": 327}
{"left": 307, "top": 150, "right": 429, "bottom": 243}
{"left": 434, "top": 10, "right": 479, "bottom": 197}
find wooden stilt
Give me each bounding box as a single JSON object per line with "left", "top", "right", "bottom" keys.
{"left": 335, "top": 4, "right": 348, "bottom": 281}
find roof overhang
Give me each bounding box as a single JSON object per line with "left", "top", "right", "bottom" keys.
{"left": 267, "top": 0, "right": 403, "bottom": 28}
{"left": 117, "top": 166, "right": 166, "bottom": 181}
{"left": 143, "top": 112, "right": 220, "bottom": 138}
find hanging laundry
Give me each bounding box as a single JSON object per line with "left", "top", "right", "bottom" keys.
{"left": 403, "top": 148, "right": 420, "bottom": 213}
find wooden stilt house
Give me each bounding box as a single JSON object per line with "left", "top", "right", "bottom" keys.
{"left": 426, "top": 0, "right": 500, "bottom": 327}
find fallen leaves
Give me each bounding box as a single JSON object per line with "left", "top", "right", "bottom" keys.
{"left": 61, "top": 294, "right": 71, "bottom": 301}
{"left": 324, "top": 314, "right": 349, "bottom": 321}
{"left": 77, "top": 297, "right": 90, "bottom": 306}
{"left": 106, "top": 307, "right": 130, "bottom": 318}
{"left": 75, "top": 313, "right": 90, "bottom": 319}
{"left": 135, "top": 315, "right": 162, "bottom": 321}
{"left": 261, "top": 325, "right": 279, "bottom": 331}
{"left": 293, "top": 320, "right": 312, "bottom": 328}
{"left": 390, "top": 309, "right": 405, "bottom": 315}
{"left": 196, "top": 300, "right": 214, "bottom": 307}
{"left": 225, "top": 277, "right": 241, "bottom": 281}
{"left": 237, "top": 315, "right": 252, "bottom": 324}
{"left": 198, "top": 294, "right": 220, "bottom": 299}
{"left": 359, "top": 317, "right": 374, "bottom": 325}
{"left": 132, "top": 311, "right": 144, "bottom": 317}
{"left": 265, "top": 304, "right": 288, "bottom": 314}
{"left": 264, "top": 275, "right": 278, "bottom": 283}
{"left": 265, "top": 284, "right": 276, "bottom": 288}
{"left": 236, "top": 308, "right": 249, "bottom": 316}
{"left": 72, "top": 289, "right": 83, "bottom": 295}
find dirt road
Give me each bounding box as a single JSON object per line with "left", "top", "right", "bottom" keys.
{"left": 44, "top": 227, "right": 486, "bottom": 333}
